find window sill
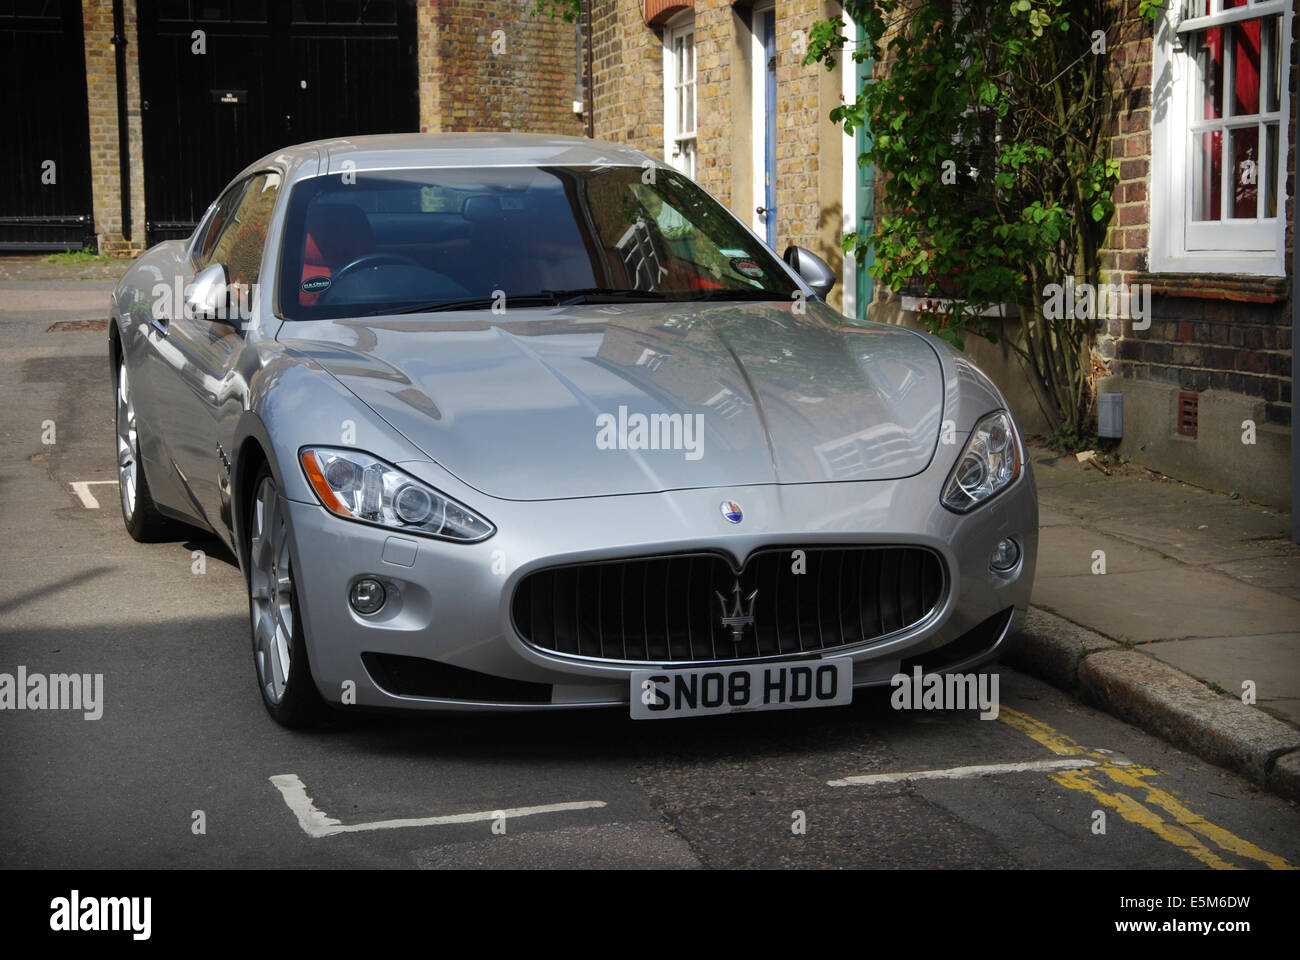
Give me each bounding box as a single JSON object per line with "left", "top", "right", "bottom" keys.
{"left": 1133, "top": 272, "right": 1289, "bottom": 304}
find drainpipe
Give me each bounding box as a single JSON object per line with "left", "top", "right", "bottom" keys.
{"left": 582, "top": 0, "right": 594, "bottom": 139}
{"left": 1292, "top": 73, "right": 1298, "bottom": 543}
{"left": 112, "top": 0, "right": 132, "bottom": 245}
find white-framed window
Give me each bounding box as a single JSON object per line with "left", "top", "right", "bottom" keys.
{"left": 663, "top": 13, "right": 697, "bottom": 178}
{"left": 1150, "top": 0, "right": 1292, "bottom": 276}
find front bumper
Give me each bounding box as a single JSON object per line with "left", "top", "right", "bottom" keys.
{"left": 283, "top": 464, "right": 1037, "bottom": 712}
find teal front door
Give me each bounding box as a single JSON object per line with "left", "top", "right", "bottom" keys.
{"left": 854, "top": 52, "right": 875, "bottom": 319}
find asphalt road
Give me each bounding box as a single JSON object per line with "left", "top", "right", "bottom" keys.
{"left": 2, "top": 274, "right": 1298, "bottom": 870}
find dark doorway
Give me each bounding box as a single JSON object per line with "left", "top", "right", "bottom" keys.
{"left": 0, "top": 0, "right": 95, "bottom": 251}
{"left": 138, "top": 0, "right": 419, "bottom": 247}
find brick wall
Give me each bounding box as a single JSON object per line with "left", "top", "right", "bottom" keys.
{"left": 590, "top": 0, "right": 665, "bottom": 154}
{"left": 419, "top": 0, "right": 584, "bottom": 134}
{"left": 82, "top": 1, "right": 145, "bottom": 257}
{"left": 1114, "top": 286, "right": 1292, "bottom": 426}
{"left": 1100, "top": 1, "right": 1295, "bottom": 428}
{"left": 1100, "top": 5, "right": 1152, "bottom": 287}
{"left": 774, "top": 0, "right": 823, "bottom": 256}
{"left": 693, "top": 1, "right": 733, "bottom": 205}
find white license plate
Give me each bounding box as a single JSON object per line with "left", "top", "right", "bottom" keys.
{"left": 629, "top": 659, "right": 853, "bottom": 719}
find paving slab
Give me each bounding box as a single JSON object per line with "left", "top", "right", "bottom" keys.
{"left": 1210, "top": 553, "right": 1300, "bottom": 603}
{"left": 1143, "top": 633, "right": 1300, "bottom": 726}
{"left": 1032, "top": 566, "right": 1300, "bottom": 643}
{"left": 1091, "top": 504, "right": 1293, "bottom": 566}
{"left": 1034, "top": 524, "right": 1173, "bottom": 578}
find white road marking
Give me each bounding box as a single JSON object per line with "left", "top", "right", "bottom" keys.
{"left": 269, "top": 773, "right": 607, "bottom": 838}
{"left": 827, "top": 757, "right": 1097, "bottom": 787}
{"left": 69, "top": 480, "right": 117, "bottom": 509}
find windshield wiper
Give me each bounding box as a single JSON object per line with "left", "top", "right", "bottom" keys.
{"left": 388, "top": 285, "right": 784, "bottom": 315}
{"left": 542, "top": 287, "right": 789, "bottom": 305}
{"left": 391, "top": 294, "right": 557, "bottom": 315}
{"left": 541, "top": 288, "right": 668, "bottom": 306}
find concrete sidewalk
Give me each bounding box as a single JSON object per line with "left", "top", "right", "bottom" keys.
{"left": 1006, "top": 444, "right": 1300, "bottom": 800}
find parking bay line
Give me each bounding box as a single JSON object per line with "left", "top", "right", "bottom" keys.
{"left": 827, "top": 757, "right": 1097, "bottom": 787}
{"left": 269, "top": 773, "right": 607, "bottom": 839}
{"left": 69, "top": 480, "right": 116, "bottom": 509}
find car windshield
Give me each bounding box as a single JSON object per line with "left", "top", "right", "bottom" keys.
{"left": 277, "top": 164, "right": 796, "bottom": 319}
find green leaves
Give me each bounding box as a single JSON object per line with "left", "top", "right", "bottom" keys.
{"left": 1137, "top": 0, "right": 1164, "bottom": 25}
{"left": 530, "top": 0, "right": 580, "bottom": 23}
{"left": 805, "top": 19, "right": 847, "bottom": 69}
{"left": 805, "top": 0, "right": 1120, "bottom": 435}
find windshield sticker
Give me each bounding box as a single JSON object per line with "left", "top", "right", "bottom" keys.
{"left": 718, "top": 248, "right": 750, "bottom": 258}
{"left": 301, "top": 276, "right": 332, "bottom": 294}
{"left": 730, "top": 258, "right": 765, "bottom": 280}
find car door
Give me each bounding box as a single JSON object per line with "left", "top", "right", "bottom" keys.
{"left": 155, "top": 170, "right": 281, "bottom": 533}
{"left": 135, "top": 179, "right": 246, "bottom": 524}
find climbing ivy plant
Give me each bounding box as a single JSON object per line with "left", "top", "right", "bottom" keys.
{"left": 806, "top": 0, "right": 1161, "bottom": 433}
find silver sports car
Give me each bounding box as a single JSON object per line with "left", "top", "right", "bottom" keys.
{"left": 110, "top": 133, "right": 1036, "bottom": 727}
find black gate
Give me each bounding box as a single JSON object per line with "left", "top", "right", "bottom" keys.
{"left": 0, "top": 0, "right": 95, "bottom": 251}
{"left": 138, "top": 0, "right": 419, "bottom": 246}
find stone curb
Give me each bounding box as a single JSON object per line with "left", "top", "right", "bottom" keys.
{"left": 1001, "top": 607, "right": 1300, "bottom": 803}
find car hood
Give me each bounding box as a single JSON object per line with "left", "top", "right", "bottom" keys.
{"left": 279, "top": 300, "right": 944, "bottom": 500}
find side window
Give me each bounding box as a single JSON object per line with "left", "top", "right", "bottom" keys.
{"left": 194, "top": 181, "right": 248, "bottom": 269}
{"left": 203, "top": 171, "right": 282, "bottom": 288}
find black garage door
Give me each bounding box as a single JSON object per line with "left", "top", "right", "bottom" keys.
{"left": 139, "top": 0, "right": 419, "bottom": 246}
{"left": 0, "top": 0, "right": 95, "bottom": 251}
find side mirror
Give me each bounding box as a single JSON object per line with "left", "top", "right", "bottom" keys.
{"left": 185, "top": 263, "right": 231, "bottom": 322}
{"left": 783, "top": 245, "right": 837, "bottom": 300}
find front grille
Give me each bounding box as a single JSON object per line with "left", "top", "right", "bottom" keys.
{"left": 512, "top": 546, "right": 945, "bottom": 664}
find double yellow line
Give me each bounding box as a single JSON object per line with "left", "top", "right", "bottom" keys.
{"left": 998, "top": 707, "right": 1293, "bottom": 870}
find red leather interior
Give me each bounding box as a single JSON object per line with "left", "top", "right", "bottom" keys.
{"left": 300, "top": 203, "right": 375, "bottom": 305}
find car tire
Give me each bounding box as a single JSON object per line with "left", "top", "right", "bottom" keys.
{"left": 115, "top": 358, "right": 177, "bottom": 542}
{"left": 246, "top": 463, "right": 327, "bottom": 728}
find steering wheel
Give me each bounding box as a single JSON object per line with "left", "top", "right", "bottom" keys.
{"left": 330, "top": 251, "right": 423, "bottom": 283}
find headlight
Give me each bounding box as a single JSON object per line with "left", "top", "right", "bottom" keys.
{"left": 300, "top": 447, "right": 494, "bottom": 542}
{"left": 940, "top": 411, "right": 1021, "bottom": 513}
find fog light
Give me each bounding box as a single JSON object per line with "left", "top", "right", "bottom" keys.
{"left": 990, "top": 538, "right": 1020, "bottom": 572}
{"left": 349, "top": 578, "right": 386, "bottom": 615}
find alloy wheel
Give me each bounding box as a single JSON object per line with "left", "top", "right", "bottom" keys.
{"left": 249, "top": 475, "right": 295, "bottom": 704}
{"left": 116, "top": 360, "right": 138, "bottom": 520}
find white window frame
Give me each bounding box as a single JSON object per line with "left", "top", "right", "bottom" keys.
{"left": 1150, "top": 0, "right": 1292, "bottom": 276}
{"left": 663, "top": 12, "right": 697, "bottom": 178}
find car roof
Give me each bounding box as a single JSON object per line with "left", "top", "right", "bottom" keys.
{"left": 241, "top": 133, "right": 658, "bottom": 182}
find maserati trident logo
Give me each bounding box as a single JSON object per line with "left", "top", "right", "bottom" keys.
{"left": 716, "top": 580, "right": 758, "bottom": 643}
{"left": 720, "top": 500, "right": 743, "bottom": 523}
